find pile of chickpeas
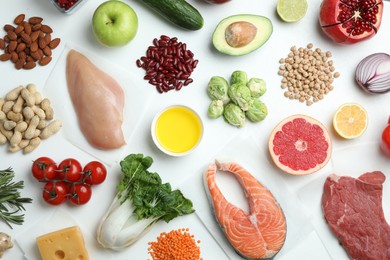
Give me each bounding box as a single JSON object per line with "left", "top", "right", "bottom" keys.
{"left": 278, "top": 43, "right": 340, "bottom": 106}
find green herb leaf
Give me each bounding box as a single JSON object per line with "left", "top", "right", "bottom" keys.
{"left": 0, "top": 167, "right": 32, "bottom": 229}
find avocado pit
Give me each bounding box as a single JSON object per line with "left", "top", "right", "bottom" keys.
{"left": 225, "top": 21, "right": 257, "bottom": 48}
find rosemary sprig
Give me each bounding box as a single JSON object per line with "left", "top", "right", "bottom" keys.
{"left": 0, "top": 167, "right": 32, "bottom": 229}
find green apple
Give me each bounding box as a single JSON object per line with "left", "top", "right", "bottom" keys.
{"left": 92, "top": 0, "right": 138, "bottom": 47}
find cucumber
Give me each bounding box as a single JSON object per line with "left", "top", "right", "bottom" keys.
{"left": 138, "top": 0, "right": 204, "bottom": 30}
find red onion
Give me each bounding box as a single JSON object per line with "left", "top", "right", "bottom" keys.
{"left": 355, "top": 53, "right": 390, "bottom": 94}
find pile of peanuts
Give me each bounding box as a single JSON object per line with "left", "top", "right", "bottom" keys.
{"left": 0, "top": 14, "right": 61, "bottom": 70}
{"left": 278, "top": 43, "right": 340, "bottom": 106}
{"left": 0, "top": 84, "right": 62, "bottom": 154}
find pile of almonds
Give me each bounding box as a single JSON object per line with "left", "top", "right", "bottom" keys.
{"left": 0, "top": 14, "right": 61, "bottom": 70}
{"left": 278, "top": 43, "right": 340, "bottom": 106}
{"left": 0, "top": 84, "right": 62, "bottom": 154}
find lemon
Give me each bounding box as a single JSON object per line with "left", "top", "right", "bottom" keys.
{"left": 333, "top": 103, "right": 368, "bottom": 139}
{"left": 277, "top": 0, "right": 308, "bottom": 23}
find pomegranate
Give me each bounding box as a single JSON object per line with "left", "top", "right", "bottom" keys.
{"left": 269, "top": 114, "right": 332, "bottom": 175}
{"left": 319, "top": 0, "right": 384, "bottom": 44}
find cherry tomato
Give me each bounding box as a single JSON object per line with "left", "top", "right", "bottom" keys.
{"left": 42, "top": 181, "right": 69, "bottom": 206}
{"left": 380, "top": 117, "right": 390, "bottom": 158}
{"left": 69, "top": 183, "right": 92, "bottom": 206}
{"left": 32, "top": 157, "right": 58, "bottom": 181}
{"left": 83, "top": 161, "right": 107, "bottom": 185}
{"left": 57, "top": 158, "right": 83, "bottom": 182}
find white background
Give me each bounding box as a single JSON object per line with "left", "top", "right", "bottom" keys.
{"left": 0, "top": 0, "right": 389, "bottom": 259}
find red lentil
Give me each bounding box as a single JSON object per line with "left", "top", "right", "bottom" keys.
{"left": 148, "top": 228, "right": 202, "bottom": 260}
{"left": 136, "top": 35, "right": 198, "bottom": 94}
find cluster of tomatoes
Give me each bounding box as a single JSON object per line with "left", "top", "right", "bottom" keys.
{"left": 31, "top": 157, "right": 107, "bottom": 206}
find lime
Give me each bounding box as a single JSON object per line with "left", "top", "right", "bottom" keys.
{"left": 277, "top": 0, "right": 308, "bottom": 23}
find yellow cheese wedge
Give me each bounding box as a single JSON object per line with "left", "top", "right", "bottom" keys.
{"left": 36, "top": 226, "right": 89, "bottom": 260}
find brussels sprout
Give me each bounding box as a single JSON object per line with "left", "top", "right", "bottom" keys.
{"left": 223, "top": 103, "right": 245, "bottom": 128}
{"left": 247, "top": 78, "right": 267, "bottom": 98}
{"left": 245, "top": 99, "right": 268, "bottom": 122}
{"left": 228, "top": 83, "right": 252, "bottom": 111}
{"left": 207, "top": 76, "right": 230, "bottom": 104}
{"left": 230, "top": 70, "right": 248, "bottom": 85}
{"left": 208, "top": 100, "right": 224, "bottom": 119}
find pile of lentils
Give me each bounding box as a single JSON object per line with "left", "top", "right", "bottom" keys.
{"left": 278, "top": 43, "right": 340, "bottom": 106}
{"left": 147, "top": 228, "right": 202, "bottom": 260}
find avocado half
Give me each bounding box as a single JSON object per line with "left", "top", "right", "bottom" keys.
{"left": 212, "top": 14, "right": 273, "bottom": 56}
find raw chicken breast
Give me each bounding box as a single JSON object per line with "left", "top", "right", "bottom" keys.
{"left": 66, "top": 49, "right": 125, "bottom": 150}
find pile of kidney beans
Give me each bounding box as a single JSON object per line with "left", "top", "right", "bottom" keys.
{"left": 136, "top": 35, "right": 199, "bottom": 93}
{"left": 54, "top": 0, "right": 79, "bottom": 11}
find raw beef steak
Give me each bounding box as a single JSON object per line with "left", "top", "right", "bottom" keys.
{"left": 322, "top": 171, "right": 390, "bottom": 260}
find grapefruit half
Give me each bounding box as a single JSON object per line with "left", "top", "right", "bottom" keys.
{"left": 269, "top": 114, "right": 332, "bottom": 175}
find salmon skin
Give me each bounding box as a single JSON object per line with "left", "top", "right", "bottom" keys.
{"left": 204, "top": 161, "right": 286, "bottom": 259}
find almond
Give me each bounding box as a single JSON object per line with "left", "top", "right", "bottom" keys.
{"left": 37, "top": 49, "right": 44, "bottom": 58}
{"left": 10, "top": 52, "right": 18, "bottom": 63}
{"left": 30, "top": 51, "right": 40, "bottom": 61}
{"left": 44, "top": 34, "right": 51, "bottom": 45}
{"left": 39, "top": 56, "right": 51, "bottom": 66}
{"left": 38, "top": 37, "right": 46, "bottom": 49}
{"left": 0, "top": 39, "right": 5, "bottom": 50}
{"left": 8, "top": 41, "right": 17, "bottom": 52}
{"left": 49, "top": 38, "right": 60, "bottom": 49}
{"left": 4, "top": 35, "right": 9, "bottom": 43}
{"left": 20, "top": 32, "right": 31, "bottom": 45}
{"left": 30, "top": 41, "right": 38, "bottom": 52}
{"left": 14, "top": 59, "right": 24, "bottom": 70}
{"left": 40, "top": 25, "right": 53, "bottom": 34}
{"left": 18, "top": 51, "right": 26, "bottom": 60}
{"left": 43, "top": 46, "right": 51, "bottom": 57}
{"left": 7, "top": 31, "right": 17, "bottom": 41}
{"left": 16, "top": 42, "right": 26, "bottom": 53}
{"left": 14, "top": 14, "right": 25, "bottom": 25}
{"left": 15, "top": 25, "right": 24, "bottom": 34}
{"left": 30, "top": 31, "right": 40, "bottom": 42}
{"left": 4, "top": 24, "right": 15, "bottom": 32}
{"left": 23, "top": 22, "right": 32, "bottom": 35}
{"left": 0, "top": 53, "right": 11, "bottom": 61}
{"left": 23, "top": 61, "right": 36, "bottom": 70}
{"left": 26, "top": 56, "right": 34, "bottom": 62}
{"left": 28, "top": 17, "right": 43, "bottom": 25}
{"left": 32, "top": 23, "right": 42, "bottom": 31}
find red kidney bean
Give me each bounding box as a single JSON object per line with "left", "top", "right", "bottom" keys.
{"left": 176, "top": 82, "right": 183, "bottom": 90}
{"left": 136, "top": 35, "right": 198, "bottom": 93}
{"left": 184, "top": 78, "right": 193, "bottom": 86}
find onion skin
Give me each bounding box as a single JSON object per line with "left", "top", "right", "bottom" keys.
{"left": 355, "top": 53, "right": 390, "bottom": 94}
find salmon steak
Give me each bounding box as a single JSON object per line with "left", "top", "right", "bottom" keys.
{"left": 204, "top": 161, "right": 287, "bottom": 259}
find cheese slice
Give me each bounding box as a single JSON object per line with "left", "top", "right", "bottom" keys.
{"left": 36, "top": 226, "right": 89, "bottom": 260}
